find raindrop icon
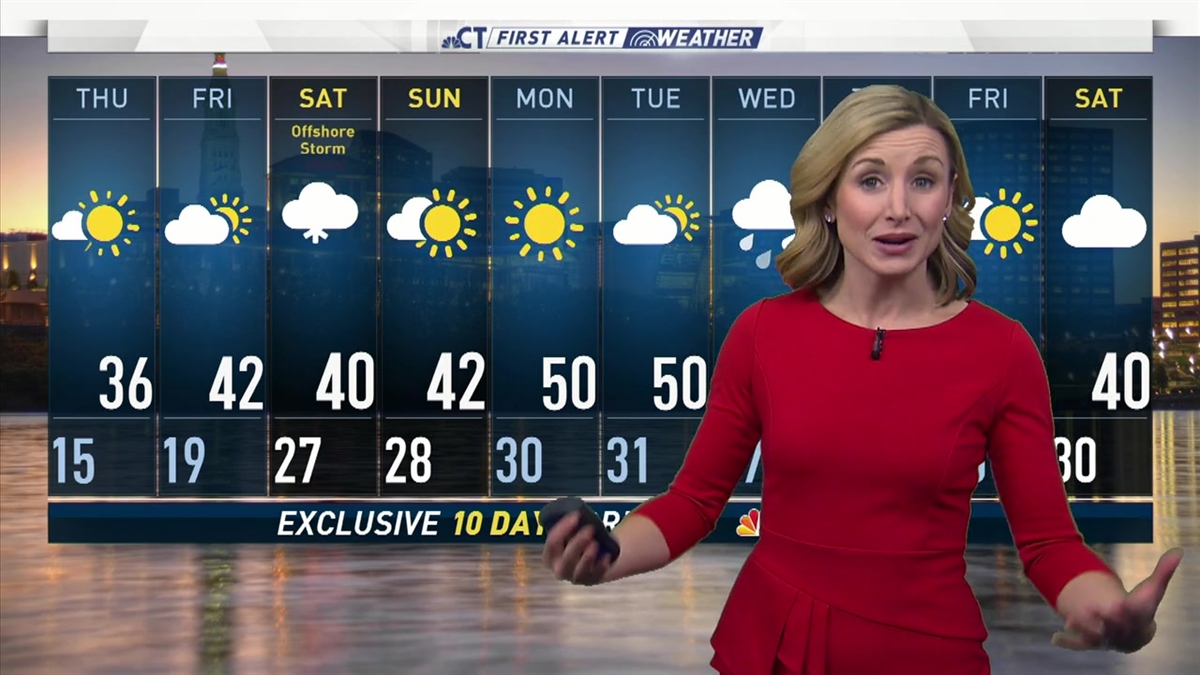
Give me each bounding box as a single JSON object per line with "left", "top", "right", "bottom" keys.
{"left": 755, "top": 250, "right": 773, "bottom": 269}
{"left": 739, "top": 233, "right": 755, "bottom": 251}
{"left": 782, "top": 234, "right": 794, "bottom": 248}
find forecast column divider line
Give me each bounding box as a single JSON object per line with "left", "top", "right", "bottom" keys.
{"left": 154, "top": 76, "right": 162, "bottom": 498}
{"left": 596, "top": 76, "right": 605, "bottom": 498}
{"left": 1039, "top": 75, "right": 1048, "bottom": 359}
{"left": 708, "top": 76, "right": 715, "bottom": 419}
{"left": 486, "top": 75, "right": 494, "bottom": 499}
{"left": 819, "top": 76, "right": 825, "bottom": 123}
{"left": 264, "top": 79, "right": 272, "bottom": 498}
{"left": 376, "top": 75, "right": 383, "bottom": 498}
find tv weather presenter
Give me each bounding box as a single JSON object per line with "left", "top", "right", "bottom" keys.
{"left": 541, "top": 85, "right": 1182, "bottom": 674}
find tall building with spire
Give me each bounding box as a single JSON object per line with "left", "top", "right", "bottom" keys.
{"left": 197, "top": 53, "right": 243, "bottom": 202}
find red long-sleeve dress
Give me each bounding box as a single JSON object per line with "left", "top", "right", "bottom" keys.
{"left": 633, "top": 289, "right": 1114, "bottom": 675}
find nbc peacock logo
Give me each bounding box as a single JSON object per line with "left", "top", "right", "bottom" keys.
{"left": 736, "top": 508, "right": 760, "bottom": 537}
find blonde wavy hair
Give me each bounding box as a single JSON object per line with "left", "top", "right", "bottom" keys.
{"left": 775, "top": 84, "right": 978, "bottom": 305}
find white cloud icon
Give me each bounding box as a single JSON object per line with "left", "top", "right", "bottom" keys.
{"left": 733, "top": 180, "right": 792, "bottom": 231}
{"left": 969, "top": 197, "right": 992, "bottom": 241}
{"left": 386, "top": 197, "right": 431, "bottom": 241}
{"left": 612, "top": 204, "right": 678, "bottom": 246}
{"left": 282, "top": 181, "right": 359, "bottom": 244}
{"left": 165, "top": 204, "right": 230, "bottom": 245}
{"left": 51, "top": 210, "right": 85, "bottom": 241}
{"left": 1061, "top": 195, "right": 1147, "bottom": 249}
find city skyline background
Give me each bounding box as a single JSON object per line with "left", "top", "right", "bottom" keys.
{"left": 1, "top": 37, "right": 1196, "bottom": 295}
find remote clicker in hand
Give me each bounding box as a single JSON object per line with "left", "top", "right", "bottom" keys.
{"left": 540, "top": 497, "right": 621, "bottom": 562}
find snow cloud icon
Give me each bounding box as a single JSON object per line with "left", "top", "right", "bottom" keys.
{"left": 282, "top": 182, "right": 359, "bottom": 244}
{"left": 1061, "top": 195, "right": 1147, "bottom": 249}
{"left": 612, "top": 204, "right": 678, "bottom": 246}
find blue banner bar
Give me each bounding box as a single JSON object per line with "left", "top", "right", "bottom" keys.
{"left": 47, "top": 500, "right": 1152, "bottom": 544}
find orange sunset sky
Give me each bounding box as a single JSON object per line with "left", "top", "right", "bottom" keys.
{"left": 1, "top": 38, "right": 1197, "bottom": 295}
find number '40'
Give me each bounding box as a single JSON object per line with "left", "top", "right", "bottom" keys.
{"left": 1091, "top": 352, "right": 1149, "bottom": 411}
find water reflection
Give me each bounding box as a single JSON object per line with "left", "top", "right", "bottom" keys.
{"left": 1, "top": 412, "right": 1197, "bottom": 674}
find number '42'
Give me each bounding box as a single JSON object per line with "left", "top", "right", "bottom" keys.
{"left": 427, "top": 352, "right": 485, "bottom": 411}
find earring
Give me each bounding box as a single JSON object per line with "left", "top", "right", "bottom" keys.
{"left": 825, "top": 213, "right": 834, "bottom": 224}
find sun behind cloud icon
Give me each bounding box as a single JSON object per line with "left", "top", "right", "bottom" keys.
{"left": 51, "top": 210, "right": 85, "bottom": 241}
{"left": 1061, "top": 194, "right": 1147, "bottom": 249}
{"left": 613, "top": 204, "right": 678, "bottom": 245}
{"left": 505, "top": 185, "right": 585, "bottom": 263}
{"left": 388, "top": 197, "right": 431, "bottom": 241}
{"left": 655, "top": 193, "right": 702, "bottom": 242}
{"left": 210, "top": 194, "right": 252, "bottom": 244}
{"left": 52, "top": 190, "right": 142, "bottom": 257}
{"left": 969, "top": 188, "right": 1038, "bottom": 259}
{"left": 165, "top": 204, "right": 229, "bottom": 245}
{"left": 387, "top": 188, "right": 479, "bottom": 258}
{"left": 736, "top": 508, "right": 760, "bottom": 537}
{"left": 282, "top": 181, "right": 358, "bottom": 244}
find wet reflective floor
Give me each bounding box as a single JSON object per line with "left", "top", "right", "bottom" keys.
{"left": 2, "top": 412, "right": 1198, "bottom": 674}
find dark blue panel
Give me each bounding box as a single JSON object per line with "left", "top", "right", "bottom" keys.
{"left": 268, "top": 77, "right": 379, "bottom": 496}
{"left": 46, "top": 500, "right": 1153, "bottom": 544}
{"left": 158, "top": 76, "right": 268, "bottom": 495}
{"left": 599, "top": 76, "right": 710, "bottom": 496}
{"left": 934, "top": 77, "right": 1043, "bottom": 352}
{"left": 822, "top": 77, "right": 933, "bottom": 119}
{"left": 711, "top": 77, "right": 820, "bottom": 497}
{"left": 1042, "top": 77, "right": 1153, "bottom": 498}
{"left": 489, "top": 77, "right": 601, "bottom": 497}
{"left": 379, "top": 77, "right": 490, "bottom": 497}
{"left": 47, "top": 77, "right": 157, "bottom": 496}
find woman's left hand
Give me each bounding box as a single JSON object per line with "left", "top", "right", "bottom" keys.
{"left": 1052, "top": 548, "right": 1184, "bottom": 653}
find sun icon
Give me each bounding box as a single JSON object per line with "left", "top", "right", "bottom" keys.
{"left": 416, "top": 187, "right": 478, "bottom": 258}
{"left": 655, "top": 194, "right": 702, "bottom": 242}
{"left": 505, "top": 185, "right": 584, "bottom": 262}
{"left": 975, "top": 188, "right": 1038, "bottom": 259}
{"left": 210, "top": 194, "right": 252, "bottom": 244}
{"left": 79, "top": 190, "right": 140, "bottom": 257}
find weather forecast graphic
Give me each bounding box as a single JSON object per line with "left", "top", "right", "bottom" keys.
{"left": 42, "top": 73, "right": 1155, "bottom": 544}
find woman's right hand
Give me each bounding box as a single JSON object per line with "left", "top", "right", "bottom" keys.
{"left": 542, "top": 512, "right": 614, "bottom": 586}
